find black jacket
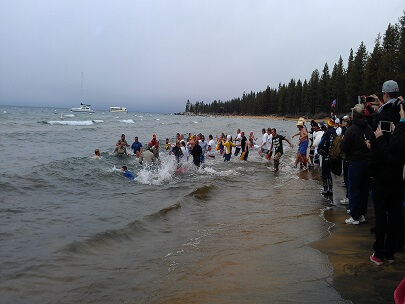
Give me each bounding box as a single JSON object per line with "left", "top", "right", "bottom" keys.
{"left": 318, "top": 127, "right": 337, "bottom": 159}
{"left": 375, "top": 121, "right": 405, "bottom": 186}
{"left": 340, "top": 117, "right": 373, "bottom": 162}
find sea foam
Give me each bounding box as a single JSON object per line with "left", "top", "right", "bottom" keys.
{"left": 120, "top": 119, "right": 135, "bottom": 124}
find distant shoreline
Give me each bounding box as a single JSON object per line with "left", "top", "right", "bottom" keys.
{"left": 183, "top": 112, "right": 330, "bottom": 122}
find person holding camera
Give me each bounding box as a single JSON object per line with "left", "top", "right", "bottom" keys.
{"left": 340, "top": 104, "right": 373, "bottom": 225}
{"left": 369, "top": 80, "right": 404, "bottom": 265}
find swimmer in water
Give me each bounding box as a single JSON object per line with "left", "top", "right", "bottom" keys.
{"left": 121, "top": 166, "right": 135, "bottom": 180}
{"left": 92, "top": 149, "right": 101, "bottom": 159}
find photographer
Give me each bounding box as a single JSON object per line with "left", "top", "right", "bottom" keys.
{"left": 369, "top": 80, "right": 404, "bottom": 265}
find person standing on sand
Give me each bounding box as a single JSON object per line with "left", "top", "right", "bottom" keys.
{"left": 318, "top": 118, "right": 337, "bottom": 195}
{"left": 369, "top": 80, "right": 404, "bottom": 266}
{"left": 270, "top": 128, "right": 293, "bottom": 172}
{"left": 340, "top": 104, "right": 373, "bottom": 225}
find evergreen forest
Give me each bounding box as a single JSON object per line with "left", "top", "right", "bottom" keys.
{"left": 184, "top": 12, "right": 405, "bottom": 118}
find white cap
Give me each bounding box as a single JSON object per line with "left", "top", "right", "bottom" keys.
{"left": 226, "top": 135, "right": 231, "bottom": 141}
{"left": 335, "top": 118, "right": 340, "bottom": 124}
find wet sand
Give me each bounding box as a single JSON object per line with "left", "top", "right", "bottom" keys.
{"left": 309, "top": 171, "right": 405, "bottom": 304}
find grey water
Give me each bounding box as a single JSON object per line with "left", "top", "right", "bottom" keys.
{"left": 0, "top": 106, "right": 350, "bottom": 303}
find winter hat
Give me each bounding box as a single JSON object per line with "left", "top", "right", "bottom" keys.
{"left": 382, "top": 80, "right": 399, "bottom": 93}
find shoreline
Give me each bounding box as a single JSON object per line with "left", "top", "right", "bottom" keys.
{"left": 309, "top": 172, "right": 405, "bottom": 304}
{"left": 184, "top": 113, "right": 330, "bottom": 122}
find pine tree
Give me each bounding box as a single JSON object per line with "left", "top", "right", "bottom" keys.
{"left": 396, "top": 12, "right": 405, "bottom": 94}
{"left": 365, "top": 34, "right": 383, "bottom": 95}
{"left": 302, "top": 79, "right": 310, "bottom": 115}
{"left": 330, "top": 56, "right": 346, "bottom": 115}
{"left": 308, "top": 69, "right": 320, "bottom": 114}
{"left": 319, "top": 63, "right": 331, "bottom": 113}
{"left": 345, "top": 49, "right": 357, "bottom": 112}
{"left": 380, "top": 24, "right": 400, "bottom": 81}
{"left": 294, "top": 80, "right": 303, "bottom": 115}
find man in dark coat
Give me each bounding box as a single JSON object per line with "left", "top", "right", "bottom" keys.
{"left": 369, "top": 80, "right": 404, "bottom": 265}
{"left": 340, "top": 104, "right": 373, "bottom": 225}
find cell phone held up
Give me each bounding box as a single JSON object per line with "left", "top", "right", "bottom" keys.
{"left": 379, "top": 120, "right": 392, "bottom": 133}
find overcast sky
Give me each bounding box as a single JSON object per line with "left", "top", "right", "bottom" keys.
{"left": 0, "top": 1, "right": 403, "bottom": 113}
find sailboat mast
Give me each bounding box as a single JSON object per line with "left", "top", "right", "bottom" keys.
{"left": 81, "top": 72, "right": 83, "bottom": 104}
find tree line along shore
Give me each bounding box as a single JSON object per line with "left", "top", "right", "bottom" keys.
{"left": 184, "top": 12, "right": 405, "bottom": 118}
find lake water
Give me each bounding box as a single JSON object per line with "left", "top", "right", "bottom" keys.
{"left": 0, "top": 106, "right": 350, "bottom": 303}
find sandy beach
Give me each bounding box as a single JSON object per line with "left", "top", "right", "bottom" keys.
{"left": 310, "top": 171, "right": 405, "bottom": 304}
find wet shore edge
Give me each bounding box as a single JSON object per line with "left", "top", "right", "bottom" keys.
{"left": 305, "top": 170, "right": 405, "bottom": 304}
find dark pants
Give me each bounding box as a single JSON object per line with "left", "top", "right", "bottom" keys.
{"left": 343, "top": 160, "right": 349, "bottom": 198}
{"left": 234, "top": 147, "right": 241, "bottom": 156}
{"left": 347, "top": 161, "right": 369, "bottom": 220}
{"left": 193, "top": 157, "right": 201, "bottom": 167}
{"left": 321, "top": 157, "right": 332, "bottom": 192}
{"left": 371, "top": 180, "right": 404, "bottom": 259}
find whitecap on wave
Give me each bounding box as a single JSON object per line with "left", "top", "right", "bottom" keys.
{"left": 120, "top": 119, "right": 135, "bottom": 124}
{"left": 65, "top": 114, "right": 75, "bottom": 117}
{"left": 47, "top": 120, "right": 94, "bottom": 126}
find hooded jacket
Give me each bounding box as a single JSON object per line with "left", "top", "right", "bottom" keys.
{"left": 340, "top": 117, "right": 373, "bottom": 162}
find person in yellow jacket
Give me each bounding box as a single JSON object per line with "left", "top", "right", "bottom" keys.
{"left": 222, "top": 135, "right": 235, "bottom": 161}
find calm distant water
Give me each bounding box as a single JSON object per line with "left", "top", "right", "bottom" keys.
{"left": 0, "top": 106, "right": 350, "bottom": 303}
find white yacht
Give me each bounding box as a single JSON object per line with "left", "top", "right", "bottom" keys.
{"left": 71, "top": 103, "right": 95, "bottom": 113}
{"left": 109, "top": 106, "right": 128, "bottom": 113}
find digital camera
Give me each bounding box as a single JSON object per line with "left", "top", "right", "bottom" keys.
{"left": 394, "top": 98, "right": 405, "bottom": 111}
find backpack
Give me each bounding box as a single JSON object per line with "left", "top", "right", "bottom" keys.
{"left": 329, "top": 135, "right": 343, "bottom": 160}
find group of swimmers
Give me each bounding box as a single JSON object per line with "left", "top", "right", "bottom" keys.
{"left": 92, "top": 125, "right": 307, "bottom": 178}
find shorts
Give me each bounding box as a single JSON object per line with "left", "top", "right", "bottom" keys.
{"left": 298, "top": 140, "right": 309, "bottom": 155}
{"left": 224, "top": 153, "right": 231, "bottom": 161}
{"left": 261, "top": 148, "right": 269, "bottom": 154}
